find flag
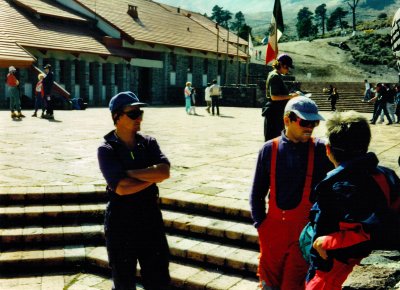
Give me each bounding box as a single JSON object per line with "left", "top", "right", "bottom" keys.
{"left": 265, "top": 0, "right": 284, "bottom": 64}
{"left": 248, "top": 34, "right": 254, "bottom": 59}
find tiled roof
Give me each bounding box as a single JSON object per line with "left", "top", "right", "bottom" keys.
{"left": 0, "top": 37, "right": 35, "bottom": 68}
{"left": 13, "top": 0, "right": 88, "bottom": 22}
{"left": 158, "top": 3, "right": 248, "bottom": 46}
{"left": 75, "top": 0, "right": 248, "bottom": 58}
{"left": 0, "top": 0, "right": 130, "bottom": 62}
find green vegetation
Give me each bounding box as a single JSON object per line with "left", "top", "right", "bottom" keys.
{"left": 350, "top": 33, "right": 396, "bottom": 67}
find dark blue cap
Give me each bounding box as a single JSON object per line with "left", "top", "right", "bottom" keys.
{"left": 109, "top": 91, "right": 147, "bottom": 113}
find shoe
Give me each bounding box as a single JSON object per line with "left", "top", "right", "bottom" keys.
{"left": 11, "top": 112, "right": 17, "bottom": 118}
{"left": 19, "top": 113, "right": 25, "bottom": 118}
{"left": 41, "top": 112, "right": 45, "bottom": 118}
{"left": 370, "top": 121, "right": 375, "bottom": 125}
{"left": 32, "top": 112, "right": 37, "bottom": 117}
{"left": 386, "top": 122, "right": 393, "bottom": 125}
{"left": 47, "top": 114, "right": 54, "bottom": 120}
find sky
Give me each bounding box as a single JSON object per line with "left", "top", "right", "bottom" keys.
{"left": 154, "top": 0, "right": 274, "bottom": 15}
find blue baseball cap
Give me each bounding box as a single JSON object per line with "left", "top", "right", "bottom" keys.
{"left": 109, "top": 91, "right": 147, "bottom": 113}
{"left": 285, "top": 96, "right": 324, "bottom": 121}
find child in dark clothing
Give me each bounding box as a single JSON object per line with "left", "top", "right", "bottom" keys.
{"left": 306, "top": 111, "right": 400, "bottom": 290}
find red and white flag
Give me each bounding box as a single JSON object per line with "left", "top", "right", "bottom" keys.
{"left": 265, "top": 0, "right": 284, "bottom": 64}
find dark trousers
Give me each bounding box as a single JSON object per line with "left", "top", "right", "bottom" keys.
{"left": 105, "top": 203, "right": 170, "bottom": 290}
{"left": 45, "top": 94, "right": 54, "bottom": 115}
{"left": 372, "top": 102, "right": 392, "bottom": 124}
{"left": 211, "top": 96, "right": 220, "bottom": 115}
{"left": 264, "top": 102, "right": 286, "bottom": 142}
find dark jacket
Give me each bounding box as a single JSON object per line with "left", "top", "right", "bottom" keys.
{"left": 307, "top": 152, "right": 400, "bottom": 279}
{"left": 42, "top": 71, "right": 54, "bottom": 95}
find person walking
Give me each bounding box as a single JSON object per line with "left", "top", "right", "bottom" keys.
{"left": 395, "top": 85, "right": 400, "bottom": 123}
{"left": 6, "top": 66, "right": 25, "bottom": 119}
{"left": 362, "top": 79, "right": 371, "bottom": 102}
{"left": 97, "top": 91, "right": 171, "bottom": 290}
{"left": 328, "top": 86, "right": 339, "bottom": 111}
{"left": 188, "top": 87, "right": 197, "bottom": 115}
{"left": 250, "top": 97, "right": 332, "bottom": 290}
{"left": 184, "top": 81, "right": 192, "bottom": 115}
{"left": 305, "top": 111, "right": 400, "bottom": 290}
{"left": 204, "top": 83, "right": 212, "bottom": 114}
{"left": 263, "top": 54, "right": 299, "bottom": 141}
{"left": 370, "top": 83, "right": 393, "bottom": 125}
{"left": 42, "top": 64, "right": 55, "bottom": 119}
{"left": 209, "top": 79, "right": 221, "bottom": 116}
{"left": 32, "top": 73, "right": 45, "bottom": 117}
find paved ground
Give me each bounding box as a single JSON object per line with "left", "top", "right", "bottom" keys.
{"left": 0, "top": 106, "right": 399, "bottom": 289}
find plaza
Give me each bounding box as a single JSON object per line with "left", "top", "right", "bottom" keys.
{"left": 0, "top": 106, "right": 399, "bottom": 289}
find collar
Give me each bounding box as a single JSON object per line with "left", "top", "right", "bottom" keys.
{"left": 104, "top": 130, "right": 144, "bottom": 147}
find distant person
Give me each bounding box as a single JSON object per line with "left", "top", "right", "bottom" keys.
{"left": 184, "top": 81, "right": 192, "bottom": 115}
{"left": 204, "top": 82, "right": 212, "bottom": 114}
{"left": 263, "top": 54, "right": 299, "bottom": 141}
{"left": 395, "top": 85, "right": 400, "bottom": 123}
{"left": 370, "top": 83, "right": 393, "bottom": 125}
{"left": 250, "top": 96, "right": 331, "bottom": 290}
{"left": 97, "top": 91, "right": 171, "bottom": 290}
{"left": 42, "top": 64, "right": 55, "bottom": 119}
{"left": 188, "top": 87, "right": 197, "bottom": 115}
{"left": 6, "top": 66, "right": 25, "bottom": 119}
{"left": 32, "top": 73, "right": 45, "bottom": 117}
{"left": 258, "top": 50, "right": 262, "bottom": 60}
{"left": 363, "top": 79, "right": 371, "bottom": 102}
{"left": 327, "top": 86, "right": 339, "bottom": 111}
{"left": 305, "top": 111, "right": 400, "bottom": 290}
{"left": 209, "top": 79, "right": 221, "bottom": 116}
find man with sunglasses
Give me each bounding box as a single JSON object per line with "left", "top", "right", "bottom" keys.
{"left": 98, "top": 91, "right": 171, "bottom": 290}
{"left": 250, "top": 96, "right": 332, "bottom": 290}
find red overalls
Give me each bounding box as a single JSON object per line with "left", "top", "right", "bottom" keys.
{"left": 258, "top": 137, "right": 315, "bottom": 290}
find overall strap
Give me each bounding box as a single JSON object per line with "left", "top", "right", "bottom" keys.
{"left": 269, "top": 137, "right": 315, "bottom": 200}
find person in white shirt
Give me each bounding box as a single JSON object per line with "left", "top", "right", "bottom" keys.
{"left": 363, "top": 79, "right": 371, "bottom": 102}
{"left": 209, "top": 79, "right": 221, "bottom": 116}
{"left": 204, "top": 83, "right": 211, "bottom": 114}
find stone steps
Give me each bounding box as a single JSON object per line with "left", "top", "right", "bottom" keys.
{"left": 309, "top": 92, "right": 374, "bottom": 113}
{"left": 0, "top": 189, "right": 260, "bottom": 289}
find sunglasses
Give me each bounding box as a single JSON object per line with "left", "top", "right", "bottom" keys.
{"left": 123, "top": 109, "right": 144, "bottom": 120}
{"left": 295, "top": 117, "right": 320, "bottom": 128}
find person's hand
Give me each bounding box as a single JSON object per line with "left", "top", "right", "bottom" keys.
{"left": 313, "top": 236, "right": 328, "bottom": 260}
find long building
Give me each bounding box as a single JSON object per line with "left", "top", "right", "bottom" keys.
{"left": 0, "top": 0, "right": 250, "bottom": 107}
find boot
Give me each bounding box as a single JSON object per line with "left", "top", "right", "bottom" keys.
{"left": 18, "top": 111, "right": 25, "bottom": 118}
{"left": 11, "top": 111, "right": 17, "bottom": 118}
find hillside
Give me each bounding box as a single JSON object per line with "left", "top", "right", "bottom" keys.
{"left": 252, "top": 35, "right": 399, "bottom": 83}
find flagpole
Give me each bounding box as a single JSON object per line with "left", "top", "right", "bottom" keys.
{"left": 216, "top": 23, "right": 219, "bottom": 80}
{"left": 236, "top": 33, "right": 239, "bottom": 86}
{"left": 246, "top": 36, "right": 250, "bottom": 84}
{"left": 225, "top": 28, "right": 229, "bottom": 85}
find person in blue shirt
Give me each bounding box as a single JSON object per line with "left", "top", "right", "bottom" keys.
{"left": 97, "top": 91, "right": 171, "bottom": 290}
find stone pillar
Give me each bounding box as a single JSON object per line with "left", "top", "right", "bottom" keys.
{"left": 208, "top": 59, "right": 218, "bottom": 82}
{"left": 192, "top": 57, "right": 203, "bottom": 88}
{"left": 64, "top": 60, "right": 76, "bottom": 99}
{"left": 0, "top": 69, "right": 7, "bottom": 107}
{"left": 176, "top": 55, "right": 188, "bottom": 87}
{"left": 53, "top": 59, "right": 61, "bottom": 83}
{"left": 79, "top": 60, "right": 89, "bottom": 102}
{"left": 92, "top": 62, "right": 102, "bottom": 106}
{"left": 116, "top": 63, "right": 126, "bottom": 92}
{"left": 105, "top": 63, "right": 115, "bottom": 103}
